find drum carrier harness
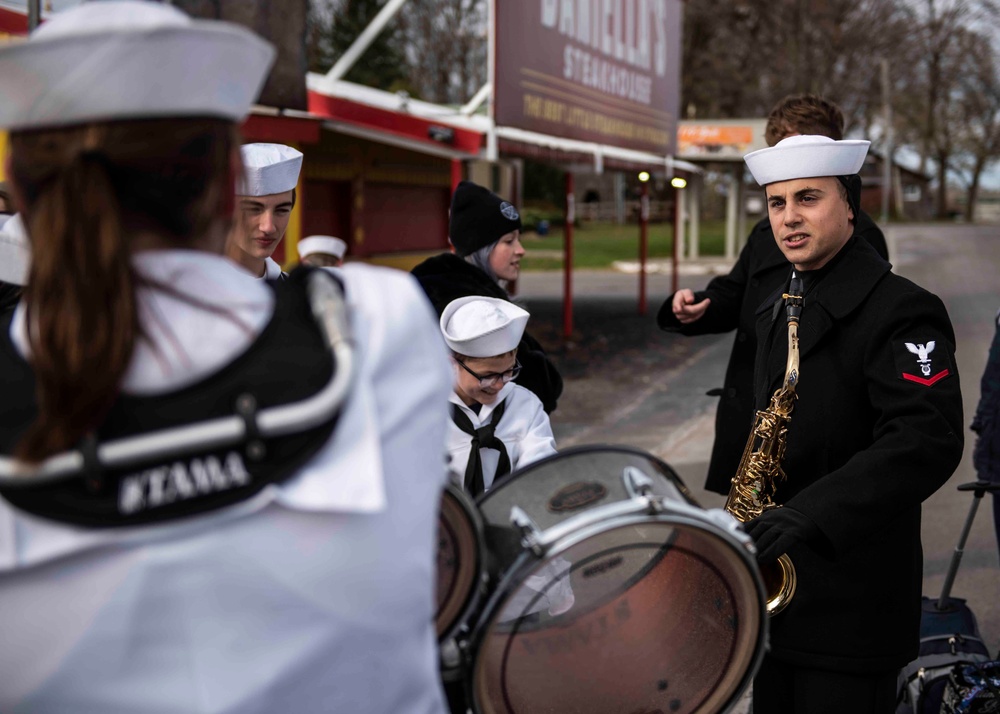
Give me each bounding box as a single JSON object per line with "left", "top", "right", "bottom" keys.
{"left": 0, "top": 268, "right": 355, "bottom": 528}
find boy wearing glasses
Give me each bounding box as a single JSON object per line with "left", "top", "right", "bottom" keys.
{"left": 440, "top": 296, "right": 557, "bottom": 496}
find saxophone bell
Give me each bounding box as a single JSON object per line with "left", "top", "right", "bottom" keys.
{"left": 761, "top": 552, "right": 797, "bottom": 616}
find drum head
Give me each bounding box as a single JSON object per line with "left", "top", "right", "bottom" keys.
{"left": 469, "top": 447, "right": 765, "bottom": 714}
{"left": 436, "top": 484, "right": 484, "bottom": 640}
{"left": 477, "top": 446, "right": 695, "bottom": 536}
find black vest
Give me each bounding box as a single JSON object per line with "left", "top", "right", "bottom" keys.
{"left": 0, "top": 268, "right": 341, "bottom": 528}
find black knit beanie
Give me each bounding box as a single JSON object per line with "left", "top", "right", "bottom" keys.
{"left": 448, "top": 181, "right": 522, "bottom": 257}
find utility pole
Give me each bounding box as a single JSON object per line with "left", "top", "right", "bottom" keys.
{"left": 880, "top": 58, "right": 893, "bottom": 223}
{"left": 28, "top": 0, "right": 41, "bottom": 31}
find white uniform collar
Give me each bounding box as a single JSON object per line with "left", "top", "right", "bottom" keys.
{"left": 263, "top": 256, "right": 284, "bottom": 280}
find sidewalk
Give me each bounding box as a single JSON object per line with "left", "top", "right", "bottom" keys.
{"left": 516, "top": 257, "right": 734, "bottom": 299}
{"left": 514, "top": 265, "right": 730, "bottom": 466}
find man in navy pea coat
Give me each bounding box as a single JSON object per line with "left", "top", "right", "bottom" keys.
{"left": 740, "top": 135, "right": 964, "bottom": 713}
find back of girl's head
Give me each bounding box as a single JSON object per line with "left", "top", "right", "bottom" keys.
{"left": 11, "top": 119, "right": 236, "bottom": 246}
{"left": 8, "top": 119, "right": 237, "bottom": 463}
{"left": 0, "top": 0, "right": 275, "bottom": 464}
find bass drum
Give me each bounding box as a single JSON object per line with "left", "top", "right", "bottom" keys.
{"left": 435, "top": 482, "right": 485, "bottom": 642}
{"left": 466, "top": 445, "right": 766, "bottom": 714}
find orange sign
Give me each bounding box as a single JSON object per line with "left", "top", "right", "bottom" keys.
{"left": 676, "top": 119, "right": 768, "bottom": 161}
{"left": 679, "top": 126, "right": 754, "bottom": 145}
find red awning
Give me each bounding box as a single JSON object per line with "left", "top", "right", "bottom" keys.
{"left": 307, "top": 89, "right": 483, "bottom": 159}
{"left": 242, "top": 111, "right": 322, "bottom": 145}
{"left": 0, "top": 6, "right": 28, "bottom": 35}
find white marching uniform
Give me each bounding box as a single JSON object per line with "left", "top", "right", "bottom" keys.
{"left": 0, "top": 251, "right": 451, "bottom": 713}
{"left": 447, "top": 381, "right": 557, "bottom": 493}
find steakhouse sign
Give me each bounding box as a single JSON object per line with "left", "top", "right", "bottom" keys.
{"left": 494, "top": 0, "right": 682, "bottom": 156}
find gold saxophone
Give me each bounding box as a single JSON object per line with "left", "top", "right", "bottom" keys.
{"left": 725, "top": 274, "right": 803, "bottom": 616}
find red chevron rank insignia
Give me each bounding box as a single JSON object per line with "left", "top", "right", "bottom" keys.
{"left": 893, "top": 339, "right": 954, "bottom": 387}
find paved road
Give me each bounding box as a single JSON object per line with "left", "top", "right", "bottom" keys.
{"left": 514, "top": 223, "right": 1000, "bottom": 710}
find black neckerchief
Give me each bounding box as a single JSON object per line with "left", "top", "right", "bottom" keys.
{"left": 450, "top": 399, "right": 510, "bottom": 497}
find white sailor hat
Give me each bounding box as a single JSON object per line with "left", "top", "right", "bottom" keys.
{"left": 0, "top": 1, "right": 275, "bottom": 131}
{"left": 0, "top": 214, "right": 30, "bottom": 286}
{"left": 298, "top": 235, "right": 347, "bottom": 260}
{"left": 239, "top": 143, "right": 303, "bottom": 196}
{"left": 744, "top": 135, "right": 870, "bottom": 186}
{"left": 440, "top": 297, "right": 529, "bottom": 358}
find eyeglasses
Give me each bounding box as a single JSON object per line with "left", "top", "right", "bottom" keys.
{"left": 455, "top": 359, "right": 522, "bottom": 388}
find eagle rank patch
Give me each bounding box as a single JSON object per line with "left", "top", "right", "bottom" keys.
{"left": 893, "top": 339, "right": 953, "bottom": 387}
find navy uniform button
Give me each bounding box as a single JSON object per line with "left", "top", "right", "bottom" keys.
{"left": 726, "top": 387, "right": 737, "bottom": 398}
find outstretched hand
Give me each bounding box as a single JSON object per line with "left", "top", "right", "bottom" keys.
{"left": 745, "top": 507, "right": 821, "bottom": 565}
{"left": 672, "top": 289, "right": 711, "bottom": 324}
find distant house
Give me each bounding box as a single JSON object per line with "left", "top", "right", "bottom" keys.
{"left": 858, "top": 149, "right": 933, "bottom": 221}
{"left": 973, "top": 191, "right": 1000, "bottom": 223}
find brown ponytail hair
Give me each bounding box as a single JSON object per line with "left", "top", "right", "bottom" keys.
{"left": 8, "top": 118, "right": 238, "bottom": 463}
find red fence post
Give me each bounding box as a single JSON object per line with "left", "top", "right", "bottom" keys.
{"left": 639, "top": 180, "right": 650, "bottom": 315}
{"left": 563, "top": 172, "right": 575, "bottom": 341}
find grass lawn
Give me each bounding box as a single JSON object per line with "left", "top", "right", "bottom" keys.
{"left": 520, "top": 219, "right": 729, "bottom": 270}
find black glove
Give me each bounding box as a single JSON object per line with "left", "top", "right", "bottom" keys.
{"left": 745, "top": 507, "right": 821, "bottom": 565}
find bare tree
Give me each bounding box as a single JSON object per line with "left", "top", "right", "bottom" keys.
{"left": 952, "top": 31, "right": 1000, "bottom": 219}
{"left": 307, "top": 0, "right": 410, "bottom": 91}
{"left": 306, "top": 0, "right": 485, "bottom": 103}
{"left": 681, "top": 0, "right": 913, "bottom": 128}
{"left": 682, "top": 0, "right": 1000, "bottom": 219}
{"left": 397, "top": 0, "right": 487, "bottom": 104}
{"left": 897, "top": 0, "right": 1000, "bottom": 216}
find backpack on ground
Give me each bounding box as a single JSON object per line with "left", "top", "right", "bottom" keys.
{"left": 895, "top": 481, "right": 1000, "bottom": 714}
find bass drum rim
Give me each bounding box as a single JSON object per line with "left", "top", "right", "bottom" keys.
{"left": 435, "top": 482, "right": 486, "bottom": 643}
{"left": 466, "top": 510, "right": 767, "bottom": 714}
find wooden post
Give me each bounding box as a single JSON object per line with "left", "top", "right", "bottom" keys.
{"left": 672, "top": 185, "right": 681, "bottom": 295}
{"left": 638, "top": 180, "right": 650, "bottom": 315}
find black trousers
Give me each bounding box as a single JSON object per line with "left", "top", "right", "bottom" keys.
{"left": 752, "top": 654, "right": 898, "bottom": 714}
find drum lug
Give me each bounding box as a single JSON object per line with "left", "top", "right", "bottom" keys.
{"left": 622, "top": 466, "right": 665, "bottom": 514}
{"left": 622, "top": 466, "right": 654, "bottom": 497}
{"left": 510, "top": 506, "right": 545, "bottom": 557}
{"left": 439, "top": 637, "right": 462, "bottom": 671}
{"left": 706, "top": 508, "right": 754, "bottom": 546}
